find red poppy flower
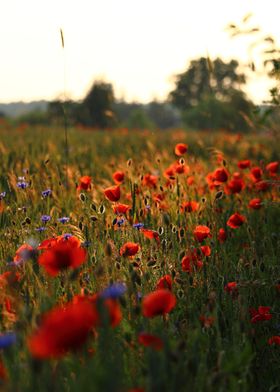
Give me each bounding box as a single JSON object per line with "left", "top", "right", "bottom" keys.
{"left": 141, "top": 229, "right": 160, "bottom": 244}
{"left": 138, "top": 332, "right": 163, "bottom": 351}
{"left": 187, "top": 176, "right": 195, "bottom": 186}
{"left": 199, "top": 315, "right": 215, "bottom": 328}
{"left": 193, "top": 225, "right": 211, "bottom": 242}
{"left": 78, "top": 176, "right": 92, "bottom": 191}
{"left": 174, "top": 162, "right": 190, "bottom": 175}
{"left": 164, "top": 165, "right": 176, "bottom": 179}
{"left": 238, "top": 160, "right": 251, "bottom": 169}
{"left": 13, "top": 243, "right": 34, "bottom": 264}
{"left": 268, "top": 336, "right": 280, "bottom": 345}
{"left": 0, "top": 271, "right": 21, "bottom": 287}
{"left": 104, "top": 185, "right": 121, "bottom": 202}
{"left": 156, "top": 275, "right": 172, "bottom": 291}
{"left": 120, "top": 242, "right": 140, "bottom": 257}
{"left": 174, "top": 143, "right": 188, "bottom": 156}
{"left": 38, "top": 237, "right": 87, "bottom": 276}
{"left": 181, "top": 249, "right": 204, "bottom": 273}
{"left": 255, "top": 180, "right": 270, "bottom": 192}
{"left": 181, "top": 254, "right": 193, "bottom": 273}
{"left": 142, "top": 289, "right": 176, "bottom": 318}
{"left": 226, "top": 178, "right": 245, "bottom": 194}
{"left": 218, "top": 228, "right": 227, "bottom": 243}
{"left": 180, "top": 201, "right": 199, "bottom": 213}
{"left": 113, "top": 203, "right": 131, "bottom": 215}
{"left": 112, "top": 171, "right": 125, "bottom": 184}
{"left": 142, "top": 174, "right": 158, "bottom": 188}
{"left": 227, "top": 213, "right": 246, "bottom": 229}
{"left": 250, "top": 167, "right": 262, "bottom": 182}
{"left": 200, "top": 245, "right": 211, "bottom": 257}
{"left": 0, "top": 359, "right": 7, "bottom": 380}
{"left": 250, "top": 306, "right": 272, "bottom": 323}
{"left": 213, "top": 168, "right": 229, "bottom": 183}
{"left": 224, "top": 282, "right": 238, "bottom": 294}
{"left": 248, "top": 198, "right": 262, "bottom": 210}
{"left": 266, "top": 161, "right": 279, "bottom": 176}
{"left": 73, "top": 295, "right": 122, "bottom": 328}
{"left": 28, "top": 300, "right": 96, "bottom": 359}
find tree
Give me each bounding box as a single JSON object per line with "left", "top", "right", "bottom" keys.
{"left": 82, "top": 81, "right": 115, "bottom": 128}
{"left": 169, "top": 57, "right": 253, "bottom": 131}
{"left": 169, "top": 57, "right": 246, "bottom": 110}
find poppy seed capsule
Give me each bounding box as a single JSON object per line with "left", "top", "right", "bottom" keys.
{"left": 147, "top": 259, "right": 157, "bottom": 267}
{"left": 91, "top": 203, "right": 97, "bottom": 211}
{"left": 79, "top": 193, "right": 86, "bottom": 202}
{"left": 215, "top": 191, "right": 224, "bottom": 200}
{"left": 115, "top": 261, "right": 121, "bottom": 270}
{"left": 98, "top": 205, "right": 105, "bottom": 214}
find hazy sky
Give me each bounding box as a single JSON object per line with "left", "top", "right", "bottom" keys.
{"left": 1, "top": 0, "right": 279, "bottom": 103}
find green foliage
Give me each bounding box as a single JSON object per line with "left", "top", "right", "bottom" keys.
{"left": 82, "top": 81, "right": 115, "bottom": 128}
{"left": 0, "top": 126, "right": 279, "bottom": 391}
{"left": 126, "top": 108, "right": 155, "bottom": 130}
{"left": 169, "top": 57, "right": 253, "bottom": 131}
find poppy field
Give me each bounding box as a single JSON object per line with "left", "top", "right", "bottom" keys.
{"left": 0, "top": 125, "right": 279, "bottom": 392}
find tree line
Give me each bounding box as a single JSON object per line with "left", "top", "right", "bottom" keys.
{"left": 7, "top": 56, "right": 267, "bottom": 131}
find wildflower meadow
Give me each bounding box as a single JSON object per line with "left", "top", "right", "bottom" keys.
{"left": 0, "top": 124, "right": 279, "bottom": 391}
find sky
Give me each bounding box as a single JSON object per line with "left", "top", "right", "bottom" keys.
{"left": 1, "top": 0, "right": 279, "bottom": 104}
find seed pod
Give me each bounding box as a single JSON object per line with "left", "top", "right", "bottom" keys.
{"left": 99, "top": 205, "right": 105, "bottom": 214}
{"left": 90, "top": 216, "right": 98, "bottom": 222}
{"left": 215, "top": 190, "right": 224, "bottom": 200}
{"left": 177, "top": 289, "right": 184, "bottom": 299}
{"left": 179, "top": 228, "right": 185, "bottom": 238}
{"left": 158, "top": 226, "right": 164, "bottom": 235}
{"left": 78, "top": 222, "right": 83, "bottom": 231}
{"left": 147, "top": 259, "right": 157, "bottom": 267}
{"left": 79, "top": 193, "right": 86, "bottom": 202}
{"left": 115, "top": 262, "right": 121, "bottom": 270}
{"left": 91, "top": 203, "right": 97, "bottom": 212}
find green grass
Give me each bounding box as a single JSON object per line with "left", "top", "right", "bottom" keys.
{"left": 0, "top": 124, "right": 279, "bottom": 392}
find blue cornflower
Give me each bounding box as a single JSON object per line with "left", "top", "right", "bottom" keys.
{"left": 63, "top": 233, "right": 73, "bottom": 240}
{"left": 0, "top": 332, "right": 17, "bottom": 349}
{"left": 100, "top": 283, "right": 127, "bottom": 299}
{"left": 133, "top": 222, "right": 144, "bottom": 230}
{"left": 35, "top": 227, "right": 46, "bottom": 232}
{"left": 145, "top": 205, "right": 151, "bottom": 210}
{"left": 17, "top": 181, "right": 28, "bottom": 189}
{"left": 42, "top": 189, "right": 52, "bottom": 198}
{"left": 58, "top": 217, "right": 70, "bottom": 224}
{"left": 117, "top": 218, "right": 126, "bottom": 227}
{"left": 0, "top": 192, "right": 6, "bottom": 200}
{"left": 82, "top": 241, "right": 91, "bottom": 248}
{"left": 41, "top": 215, "right": 51, "bottom": 223}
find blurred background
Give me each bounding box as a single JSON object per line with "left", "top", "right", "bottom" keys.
{"left": 1, "top": 0, "right": 280, "bottom": 132}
